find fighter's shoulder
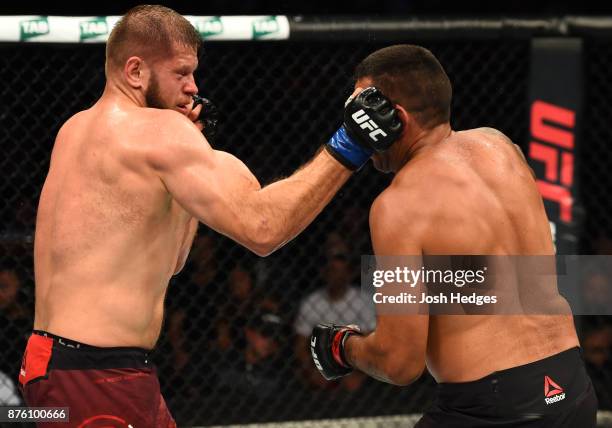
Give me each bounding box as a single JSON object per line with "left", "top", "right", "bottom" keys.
{"left": 140, "top": 108, "right": 197, "bottom": 139}
{"left": 471, "top": 127, "right": 512, "bottom": 142}
{"left": 369, "top": 173, "right": 429, "bottom": 226}
{"left": 142, "top": 109, "right": 210, "bottom": 171}
{"left": 55, "top": 109, "right": 88, "bottom": 137}
{"left": 468, "top": 127, "right": 529, "bottom": 162}
{"left": 50, "top": 110, "right": 96, "bottom": 158}
{"left": 141, "top": 109, "right": 207, "bottom": 153}
{"left": 371, "top": 157, "right": 459, "bottom": 229}
{"left": 393, "top": 156, "right": 450, "bottom": 193}
{"left": 369, "top": 180, "right": 432, "bottom": 253}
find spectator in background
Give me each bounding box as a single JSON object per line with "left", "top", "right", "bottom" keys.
{"left": 166, "top": 238, "right": 283, "bottom": 402}
{"left": 163, "top": 232, "right": 221, "bottom": 396}
{"left": 580, "top": 317, "right": 612, "bottom": 409}
{"left": 581, "top": 262, "right": 612, "bottom": 315}
{"left": 214, "top": 310, "right": 288, "bottom": 397}
{"left": 171, "top": 299, "right": 289, "bottom": 426}
{"left": 214, "top": 263, "right": 258, "bottom": 353}
{"left": 0, "top": 268, "right": 29, "bottom": 406}
{"left": 14, "top": 198, "right": 36, "bottom": 232}
{"left": 0, "top": 269, "right": 31, "bottom": 379}
{"left": 180, "top": 308, "right": 295, "bottom": 424}
{"left": 0, "top": 371, "right": 20, "bottom": 405}
{"left": 337, "top": 206, "right": 371, "bottom": 256}
{"left": 214, "top": 260, "right": 283, "bottom": 354}
{"left": 593, "top": 233, "right": 612, "bottom": 255}
{"left": 294, "top": 235, "right": 375, "bottom": 391}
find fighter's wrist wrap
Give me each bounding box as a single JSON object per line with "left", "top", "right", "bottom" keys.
{"left": 331, "top": 327, "right": 356, "bottom": 368}
{"left": 311, "top": 323, "right": 362, "bottom": 380}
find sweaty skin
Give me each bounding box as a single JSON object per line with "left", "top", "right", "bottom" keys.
{"left": 34, "top": 44, "right": 351, "bottom": 349}
{"left": 344, "top": 80, "right": 579, "bottom": 385}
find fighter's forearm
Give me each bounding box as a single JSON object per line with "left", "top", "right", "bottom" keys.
{"left": 245, "top": 148, "right": 351, "bottom": 255}
{"left": 343, "top": 332, "right": 398, "bottom": 384}
{"left": 344, "top": 332, "right": 422, "bottom": 386}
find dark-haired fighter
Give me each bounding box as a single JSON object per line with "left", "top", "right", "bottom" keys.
{"left": 311, "top": 45, "right": 597, "bottom": 427}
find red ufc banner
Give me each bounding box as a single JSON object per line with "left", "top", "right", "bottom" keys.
{"left": 528, "top": 38, "right": 582, "bottom": 254}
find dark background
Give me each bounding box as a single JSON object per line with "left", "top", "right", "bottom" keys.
{"left": 1, "top": 0, "right": 611, "bottom": 16}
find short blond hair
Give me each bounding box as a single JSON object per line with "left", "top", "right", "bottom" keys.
{"left": 105, "top": 5, "right": 201, "bottom": 73}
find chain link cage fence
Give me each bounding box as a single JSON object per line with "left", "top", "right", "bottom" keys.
{"left": 583, "top": 40, "right": 612, "bottom": 253}
{"left": 1, "top": 17, "right": 612, "bottom": 427}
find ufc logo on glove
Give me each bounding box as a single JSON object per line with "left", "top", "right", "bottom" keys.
{"left": 350, "top": 109, "right": 388, "bottom": 142}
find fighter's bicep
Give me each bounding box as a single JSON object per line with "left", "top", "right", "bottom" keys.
{"left": 149, "top": 119, "right": 260, "bottom": 232}
{"left": 170, "top": 150, "right": 261, "bottom": 228}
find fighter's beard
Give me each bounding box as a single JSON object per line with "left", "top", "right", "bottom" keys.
{"left": 144, "top": 71, "right": 166, "bottom": 109}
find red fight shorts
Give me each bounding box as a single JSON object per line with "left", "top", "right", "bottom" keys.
{"left": 18, "top": 330, "right": 176, "bottom": 428}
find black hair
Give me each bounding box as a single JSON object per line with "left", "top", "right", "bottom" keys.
{"left": 355, "top": 44, "right": 452, "bottom": 128}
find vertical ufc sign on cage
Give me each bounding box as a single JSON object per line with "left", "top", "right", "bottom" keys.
{"left": 528, "top": 38, "right": 583, "bottom": 254}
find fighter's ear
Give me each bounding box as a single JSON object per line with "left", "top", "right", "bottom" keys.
{"left": 394, "top": 104, "right": 411, "bottom": 137}
{"left": 124, "top": 56, "right": 147, "bottom": 89}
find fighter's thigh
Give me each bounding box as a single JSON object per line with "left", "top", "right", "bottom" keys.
{"left": 24, "top": 368, "right": 165, "bottom": 427}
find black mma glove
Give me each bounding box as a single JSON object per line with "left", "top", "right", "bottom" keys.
{"left": 192, "top": 94, "right": 219, "bottom": 143}
{"left": 325, "top": 87, "right": 403, "bottom": 171}
{"left": 310, "top": 323, "right": 362, "bottom": 381}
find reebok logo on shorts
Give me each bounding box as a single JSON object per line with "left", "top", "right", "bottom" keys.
{"left": 544, "top": 375, "right": 565, "bottom": 405}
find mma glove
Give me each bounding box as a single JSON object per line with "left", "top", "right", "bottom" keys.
{"left": 325, "top": 87, "right": 403, "bottom": 171}
{"left": 310, "top": 323, "right": 362, "bottom": 381}
{"left": 192, "top": 94, "right": 219, "bottom": 143}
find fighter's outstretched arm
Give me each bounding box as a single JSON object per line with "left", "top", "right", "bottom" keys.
{"left": 149, "top": 110, "right": 351, "bottom": 256}
{"left": 151, "top": 87, "right": 401, "bottom": 256}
